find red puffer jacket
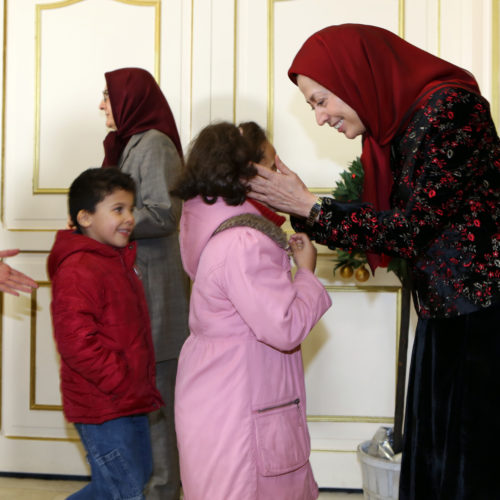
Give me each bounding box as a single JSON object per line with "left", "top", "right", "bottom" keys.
{"left": 48, "top": 230, "right": 163, "bottom": 423}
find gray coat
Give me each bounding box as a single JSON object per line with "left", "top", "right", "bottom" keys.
{"left": 119, "top": 129, "right": 189, "bottom": 361}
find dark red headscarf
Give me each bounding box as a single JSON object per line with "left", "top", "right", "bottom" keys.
{"left": 102, "top": 67, "right": 183, "bottom": 166}
{"left": 288, "top": 24, "right": 479, "bottom": 269}
{"left": 288, "top": 24, "right": 479, "bottom": 210}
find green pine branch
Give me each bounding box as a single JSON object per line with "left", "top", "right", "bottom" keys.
{"left": 331, "top": 156, "right": 407, "bottom": 284}
{"left": 332, "top": 157, "right": 368, "bottom": 271}
{"left": 333, "top": 249, "right": 367, "bottom": 271}
{"left": 333, "top": 157, "right": 364, "bottom": 202}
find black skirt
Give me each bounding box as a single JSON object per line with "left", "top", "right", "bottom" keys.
{"left": 399, "top": 303, "right": 500, "bottom": 500}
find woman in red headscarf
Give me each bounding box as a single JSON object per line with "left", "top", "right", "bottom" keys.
{"left": 249, "top": 24, "right": 500, "bottom": 500}
{"left": 99, "top": 67, "right": 189, "bottom": 500}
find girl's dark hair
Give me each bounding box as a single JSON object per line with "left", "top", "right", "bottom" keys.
{"left": 69, "top": 167, "right": 136, "bottom": 232}
{"left": 171, "top": 121, "right": 257, "bottom": 205}
{"left": 238, "top": 121, "right": 268, "bottom": 164}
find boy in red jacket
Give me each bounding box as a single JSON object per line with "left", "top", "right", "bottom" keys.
{"left": 48, "top": 168, "right": 164, "bottom": 499}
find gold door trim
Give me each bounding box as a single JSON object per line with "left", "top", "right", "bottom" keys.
{"left": 33, "top": 0, "right": 161, "bottom": 194}
{"left": 266, "top": 0, "right": 405, "bottom": 145}
{"left": 4, "top": 434, "right": 80, "bottom": 442}
{"left": 1, "top": 0, "right": 8, "bottom": 224}
{"left": 2, "top": 280, "right": 75, "bottom": 441}
{"left": 492, "top": 0, "right": 499, "bottom": 127}
{"left": 311, "top": 448, "right": 359, "bottom": 453}
{"left": 233, "top": 0, "right": 238, "bottom": 123}
{"left": 308, "top": 415, "right": 393, "bottom": 424}
{"left": 306, "top": 285, "right": 402, "bottom": 423}
{"left": 30, "top": 281, "right": 62, "bottom": 411}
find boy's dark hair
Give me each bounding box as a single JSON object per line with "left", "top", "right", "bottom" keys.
{"left": 170, "top": 121, "right": 257, "bottom": 205}
{"left": 69, "top": 167, "right": 136, "bottom": 232}
{"left": 238, "top": 121, "right": 268, "bottom": 164}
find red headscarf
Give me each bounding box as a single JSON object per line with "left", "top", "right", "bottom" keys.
{"left": 102, "top": 67, "right": 183, "bottom": 166}
{"left": 288, "top": 24, "right": 479, "bottom": 211}
{"left": 288, "top": 24, "right": 479, "bottom": 270}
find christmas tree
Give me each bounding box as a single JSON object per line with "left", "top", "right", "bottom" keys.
{"left": 332, "top": 157, "right": 370, "bottom": 281}
{"left": 332, "top": 157, "right": 407, "bottom": 283}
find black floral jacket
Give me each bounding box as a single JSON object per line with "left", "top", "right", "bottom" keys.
{"left": 293, "top": 87, "right": 500, "bottom": 319}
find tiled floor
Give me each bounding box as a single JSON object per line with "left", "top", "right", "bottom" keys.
{"left": 0, "top": 476, "right": 364, "bottom": 499}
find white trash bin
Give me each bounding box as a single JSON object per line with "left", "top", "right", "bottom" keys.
{"left": 357, "top": 440, "right": 401, "bottom": 500}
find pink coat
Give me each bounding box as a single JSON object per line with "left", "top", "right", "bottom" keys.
{"left": 175, "top": 197, "right": 332, "bottom": 500}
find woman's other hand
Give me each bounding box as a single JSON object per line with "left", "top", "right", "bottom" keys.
{"left": 248, "top": 156, "right": 318, "bottom": 217}
{"left": 289, "top": 233, "right": 317, "bottom": 272}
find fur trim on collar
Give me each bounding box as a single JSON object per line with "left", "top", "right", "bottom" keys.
{"left": 212, "top": 213, "right": 288, "bottom": 250}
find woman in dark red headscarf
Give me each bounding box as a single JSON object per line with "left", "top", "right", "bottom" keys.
{"left": 249, "top": 24, "right": 500, "bottom": 500}
{"left": 99, "top": 67, "right": 189, "bottom": 500}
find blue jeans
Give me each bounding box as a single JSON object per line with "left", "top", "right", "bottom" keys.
{"left": 68, "top": 415, "right": 152, "bottom": 500}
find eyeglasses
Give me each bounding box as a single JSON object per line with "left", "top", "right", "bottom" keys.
{"left": 102, "top": 90, "right": 109, "bottom": 102}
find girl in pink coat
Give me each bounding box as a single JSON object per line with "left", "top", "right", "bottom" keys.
{"left": 171, "top": 122, "right": 332, "bottom": 500}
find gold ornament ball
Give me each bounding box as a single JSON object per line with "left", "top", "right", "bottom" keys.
{"left": 355, "top": 265, "right": 370, "bottom": 282}
{"left": 339, "top": 265, "right": 354, "bottom": 279}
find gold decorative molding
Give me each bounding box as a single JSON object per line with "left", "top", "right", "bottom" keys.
{"left": 267, "top": 0, "right": 276, "bottom": 143}
{"left": 116, "top": 0, "right": 161, "bottom": 80}
{"left": 2, "top": 274, "right": 82, "bottom": 441}
{"left": 399, "top": 0, "right": 405, "bottom": 39}
{"left": 493, "top": 0, "right": 499, "bottom": 128}
{"left": 1, "top": 275, "right": 77, "bottom": 442}
{"left": 4, "top": 228, "right": 58, "bottom": 233}
{"left": 267, "top": 0, "right": 406, "bottom": 141}
{"left": 5, "top": 434, "right": 80, "bottom": 442}
{"left": 1, "top": 0, "right": 8, "bottom": 224}
{"left": 189, "top": 0, "right": 194, "bottom": 138}
{"left": 266, "top": 0, "right": 405, "bottom": 188}
{"left": 306, "top": 285, "right": 402, "bottom": 424}
{"left": 233, "top": 0, "right": 238, "bottom": 123}
{"left": 30, "top": 281, "right": 62, "bottom": 411}
{"left": 33, "top": 0, "right": 161, "bottom": 194}
{"left": 311, "top": 447, "right": 358, "bottom": 453}
{"left": 308, "top": 415, "right": 393, "bottom": 424}
{"left": 437, "top": 0, "right": 442, "bottom": 57}
{"left": 311, "top": 188, "right": 335, "bottom": 196}
{"left": 0, "top": 251, "right": 49, "bottom": 426}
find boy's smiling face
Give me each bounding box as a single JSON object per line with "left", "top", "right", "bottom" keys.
{"left": 78, "top": 189, "right": 135, "bottom": 247}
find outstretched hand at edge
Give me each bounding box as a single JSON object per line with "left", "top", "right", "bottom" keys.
{"left": 0, "top": 249, "right": 38, "bottom": 296}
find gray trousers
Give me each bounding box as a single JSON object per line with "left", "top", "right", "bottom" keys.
{"left": 145, "top": 359, "right": 181, "bottom": 500}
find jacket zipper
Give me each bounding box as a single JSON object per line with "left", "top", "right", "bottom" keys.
{"left": 257, "top": 398, "right": 300, "bottom": 413}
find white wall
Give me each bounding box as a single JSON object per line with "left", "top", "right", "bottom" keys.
{"left": 1, "top": 0, "right": 498, "bottom": 487}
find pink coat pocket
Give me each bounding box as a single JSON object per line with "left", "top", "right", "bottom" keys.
{"left": 253, "top": 398, "right": 310, "bottom": 476}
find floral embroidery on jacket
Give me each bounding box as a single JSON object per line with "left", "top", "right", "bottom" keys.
{"left": 293, "top": 87, "right": 500, "bottom": 318}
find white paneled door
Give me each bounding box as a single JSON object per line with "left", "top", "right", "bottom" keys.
{"left": 1, "top": 0, "right": 498, "bottom": 488}
{"left": 0, "top": 0, "right": 187, "bottom": 475}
